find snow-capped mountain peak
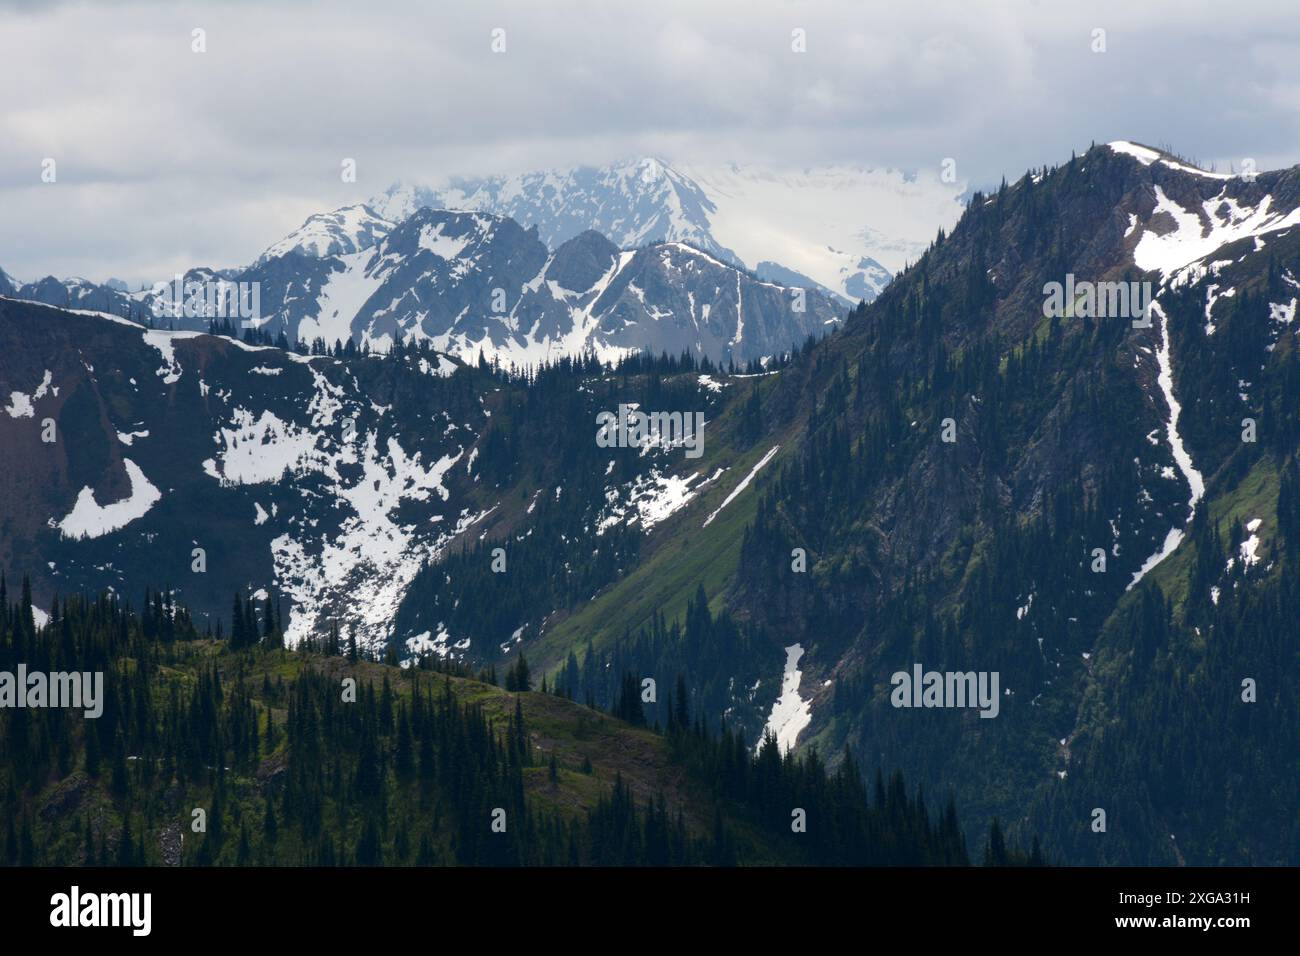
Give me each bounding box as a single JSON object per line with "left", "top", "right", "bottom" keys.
{"left": 371, "top": 157, "right": 734, "bottom": 265}
{"left": 257, "top": 203, "right": 394, "bottom": 264}
{"left": 368, "top": 157, "right": 966, "bottom": 305}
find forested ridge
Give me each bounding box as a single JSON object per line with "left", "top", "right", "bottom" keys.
{"left": 0, "top": 575, "right": 1032, "bottom": 866}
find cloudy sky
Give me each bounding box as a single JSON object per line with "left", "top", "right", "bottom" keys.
{"left": 2, "top": 0, "right": 1299, "bottom": 286}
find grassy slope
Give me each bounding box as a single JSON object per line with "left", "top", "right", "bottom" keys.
{"left": 527, "top": 377, "right": 799, "bottom": 676}
{"left": 1125, "top": 454, "right": 1279, "bottom": 620}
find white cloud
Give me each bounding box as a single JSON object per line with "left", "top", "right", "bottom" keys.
{"left": 1, "top": 0, "right": 1298, "bottom": 284}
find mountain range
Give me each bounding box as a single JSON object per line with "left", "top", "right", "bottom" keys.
{"left": 2, "top": 141, "right": 1298, "bottom": 865}
{"left": 0, "top": 158, "right": 967, "bottom": 369}
{"left": 369, "top": 157, "right": 957, "bottom": 301}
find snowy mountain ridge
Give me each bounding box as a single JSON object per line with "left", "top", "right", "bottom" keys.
{"left": 367, "top": 156, "right": 968, "bottom": 304}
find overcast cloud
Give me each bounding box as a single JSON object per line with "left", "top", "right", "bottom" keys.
{"left": 2, "top": 0, "right": 1298, "bottom": 286}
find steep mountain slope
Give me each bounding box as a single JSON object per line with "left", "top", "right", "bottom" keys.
{"left": 718, "top": 142, "right": 1300, "bottom": 866}
{"left": 0, "top": 298, "right": 484, "bottom": 648}
{"left": 0, "top": 298, "right": 742, "bottom": 653}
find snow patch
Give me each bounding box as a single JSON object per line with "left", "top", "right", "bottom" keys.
{"left": 758, "top": 643, "right": 812, "bottom": 755}
{"left": 703, "top": 445, "right": 779, "bottom": 527}
{"left": 1134, "top": 185, "right": 1300, "bottom": 281}
{"left": 1129, "top": 301, "right": 1204, "bottom": 590}
{"left": 57, "top": 459, "right": 162, "bottom": 540}
{"left": 5, "top": 391, "right": 34, "bottom": 418}
{"left": 298, "top": 251, "right": 383, "bottom": 348}
{"left": 4, "top": 370, "right": 51, "bottom": 418}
